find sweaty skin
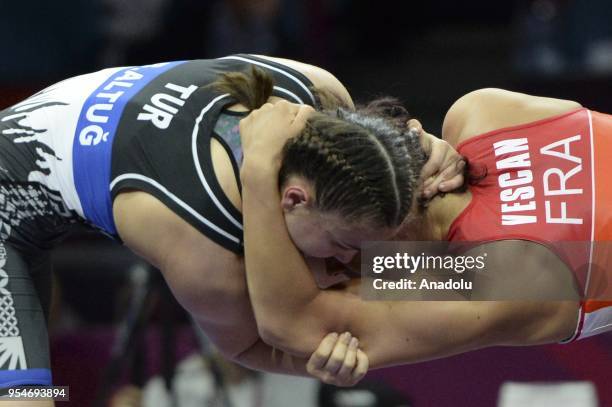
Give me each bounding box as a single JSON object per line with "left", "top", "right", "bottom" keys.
{"left": 239, "top": 90, "right": 581, "bottom": 369}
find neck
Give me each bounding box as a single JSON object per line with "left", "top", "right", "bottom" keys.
{"left": 399, "top": 190, "right": 472, "bottom": 241}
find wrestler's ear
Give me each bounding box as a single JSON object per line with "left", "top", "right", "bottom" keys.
{"left": 281, "top": 186, "right": 309, "bottom": 211}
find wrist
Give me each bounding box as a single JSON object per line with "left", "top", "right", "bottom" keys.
{"left": 240, "top": 158, "right": 280, "bottom": 185}
{"left": 241, "top": 144, "right": 284, "bottom": 170}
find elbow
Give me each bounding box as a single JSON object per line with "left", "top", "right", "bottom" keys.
{"left": 225, "top": 341, "right": 263, "bottom": 372}
{"left": 256, "top": 297, "right": 338, "bottom": 356}
{"left": 254, "top": 307, "right": 299, "bottom": 349}
{"left": 257, "top": 319, "right": 295, "bottom": 350}
{"left": 218, "top": 346, "right": 243, "bottom": 365}
{"left": 257, "top": 317, "right": 314, "bottom": 357}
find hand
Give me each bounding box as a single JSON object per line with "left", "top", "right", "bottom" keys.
{"left": 409, "top": 119, "right": 466, "bottom": 199}
{"left": 239, "top": 100, "right": 315, "bottom": 167}
{"left": 307, "top": 332, "right": 369, "bottom": 387}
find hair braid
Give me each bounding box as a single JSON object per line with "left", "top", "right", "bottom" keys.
{"left": 280, "top": 112, "right": 409, "bottom": 226}
{"left": 209, "top": 64, "right": 426, "bottom": 229}
{"left": 288, "top": 129, "right": 385, "bottom": 217}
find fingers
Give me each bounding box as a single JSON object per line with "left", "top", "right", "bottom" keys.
{"left": 322, "top": 332, "right": 352, "bottom": 375}
{"left": 419, "top": 138, "right": 445, "bottom": 183}
{"left": 421, "top": 155, "right": 444, "bottom": 188}
{"left": 239, "top": 102, "right": 272, "bottom": 126}
{"left": 336, "top": 337, "right": 358, "bottom": 382}
{"left": 407, "top": 119, "right": 423, "bottom": 135}
{"left": 410, "top": 120, "right": 429, "bottom": 156}
{"left": 419, "top": 136, "right": 466, "bottom": 199}
{"left": 239, "top": 100, "right": 311, "bottom": 160}
{"left": 437, "top": 159, "right": 466, "bottom": 191}
{"left": 292, "top": 104, "right": 315, "bottom": 128}
{"left": 244, "top": 101, "right": 311, "bottom": 133}
{"left": 262, "top": 99, "right": 302, "bottom": 114}
{"left": 307, "top": 332, "right": 339, "bottom": 372}
{"left": 307, "top": 332, "right": 368, "bottom": 387}
{"left": 247, "top": 100, "right": 299, "bottom": 119}
{"left": 352, "top": 349, "right": 369, "bottom": 382}
{"left": 425, "top": 157, "right": 465, "bottom": 195}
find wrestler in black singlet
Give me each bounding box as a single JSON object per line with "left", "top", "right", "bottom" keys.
{"left": 0, "top": 54, "right": 315, "bottom": 387}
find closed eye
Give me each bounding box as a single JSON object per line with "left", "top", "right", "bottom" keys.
{"left": 336, "top": 241, "right": 360, "bottom": 251}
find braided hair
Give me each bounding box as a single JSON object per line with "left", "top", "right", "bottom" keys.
{"left": 211, "top": 66, "right": 426, "bottom": 228}
{"left": 279, "top": 109, "right": 425, "bottom": 228}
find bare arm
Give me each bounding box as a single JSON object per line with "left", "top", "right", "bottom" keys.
{"left": 238, "top": 103, "right": 577, "bottom": 368}
{"left": 112, "top": 190, "right": 310, "bottom": 373}
{"left": 233, "top": 332, "right": 368, "bottom": 387}
{"left": 113, "top": 190, "right": 367, "bottom": 382}
{"left": 240, "top": 156, "right": 498, "bottom": 367}
{"left": 242, "top": 159, "right": 579, "bottom": 367}
{"left": 194, "top": 317, "right": 309, "bottom": 375}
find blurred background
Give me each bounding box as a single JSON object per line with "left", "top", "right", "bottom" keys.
{"left": 1, "top": 0, "right": 611, "bottom": 406}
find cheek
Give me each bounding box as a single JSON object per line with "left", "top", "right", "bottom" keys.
{"left": 296, "top": 238, "right": 335, "bottom": 258}
{"left": 291, "top": 232, "right": 335, "bottom": 258}
{"left": 286, "top": 217, "right": 334, "bottom": 258}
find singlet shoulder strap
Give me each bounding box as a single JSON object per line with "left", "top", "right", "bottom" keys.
{"left": 219, "top": 54, "right": 317, "bottom": 106}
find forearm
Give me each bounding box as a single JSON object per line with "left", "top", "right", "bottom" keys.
{"left": 241, "top": 160, "right": 325, "bottom": 331}
{"left": 194, "top": 315, "right": 312, "bottom": 376}
{"left": 240, "top": 161, "right": 481, "bottom": 362}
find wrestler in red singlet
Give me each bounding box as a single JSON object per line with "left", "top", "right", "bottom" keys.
{"left": 448, "top": 107, "right": 612, "bottom": 342}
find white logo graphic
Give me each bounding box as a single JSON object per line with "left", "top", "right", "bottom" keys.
{"left": 0, "top": 246, "right": 27, "bottom": 370}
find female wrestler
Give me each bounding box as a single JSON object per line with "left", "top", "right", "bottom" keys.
{"left": 238, "top": 88, "right": 612, "bottom": 381}
{"left": 0, "top": 53, "right": 463, "bottom": 400}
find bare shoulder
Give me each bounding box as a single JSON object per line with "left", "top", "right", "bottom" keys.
{"left": 114, "top": 190, "right": 263, "bottom": 358}
{"left": 467, "top": 240, "right": 579, "bottom": 345}
{"left": 112, "top": 190, "right": 245, "bottom": 313}
{"left": 113, "top": 190, "right": 181, "bottom": 268}
{"left": 253, "top": 55, "right": 354, "bottom": 108}
{"left": 442, "top": 88, "right": 582, "bottom": 147}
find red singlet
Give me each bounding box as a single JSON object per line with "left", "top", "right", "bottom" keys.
{"left": 448, "top": 107, "right": 612, "bottom": 342}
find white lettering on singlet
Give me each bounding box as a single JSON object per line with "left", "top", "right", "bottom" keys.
{"left": 494, "top": 138, "right": 537, "bottom": 225}
{"left": 137, "top": 82, "right": 198, "bottom": 129}
{"left": 493, "top": 134, "right": 585, "bottom": 227}
{"left": 79, "top": 69, "right": 145, "bottom": 146}
{"left": 540, "top": 135, "right": 583, "bottom": 224}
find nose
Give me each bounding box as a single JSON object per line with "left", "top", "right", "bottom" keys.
{"left": 334, "top": 249, "right": 358, "bottom": 265}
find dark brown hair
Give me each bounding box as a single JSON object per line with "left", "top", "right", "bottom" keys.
{"left": 211, "top": 67, "right": 426, "bottom": 228}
